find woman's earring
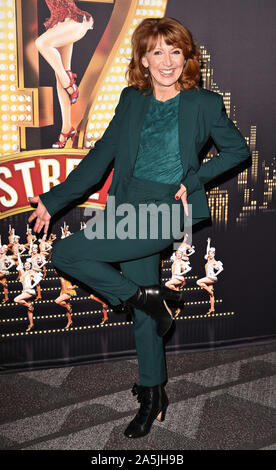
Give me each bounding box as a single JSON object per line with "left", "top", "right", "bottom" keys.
{"left": 144, "top": 67, "right": 149, "bottom": 78}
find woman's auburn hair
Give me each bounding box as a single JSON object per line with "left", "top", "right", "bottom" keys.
{"left": 126, "top": 17, "right": 201, "bottom": 91}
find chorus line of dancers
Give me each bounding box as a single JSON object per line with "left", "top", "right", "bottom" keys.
{"left": 0, "top": 222, "right": 108, "bottom": 331}
{"left": 1, "top": 224, "right": 223, "bottom": 331}
{"left": 165, "top": 235, "right": 223, "bottom": 316}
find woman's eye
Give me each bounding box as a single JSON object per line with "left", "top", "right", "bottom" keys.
{"left": 173, "top": 50, "right": 181, "bottom": 54}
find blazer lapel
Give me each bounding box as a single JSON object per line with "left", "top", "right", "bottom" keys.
{"left": 178, "top": 88, "right": 200, "bottom": 177}
{"left": 128, "top": 89, "right": 151, "bottom": 174}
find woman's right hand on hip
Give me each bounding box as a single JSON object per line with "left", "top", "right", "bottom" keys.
{"left": 174, "top": 184, "right": 189, "bottom": 217}
{"left": 28, "top": 196, "right": 51, "bottom": 234}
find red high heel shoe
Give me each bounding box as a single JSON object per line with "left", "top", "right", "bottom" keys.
{"left": 66, "top": 70, "right": 77, "bottom": 81}
{"left": 64, "top": 70, "right": 79, "bottom": 104}
{"left": 52, "top": 127, "right": 76, "bottom": 149}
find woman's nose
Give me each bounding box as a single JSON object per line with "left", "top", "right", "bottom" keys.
{"left": 162, "top": 53, "right": 173, "bottom": 67}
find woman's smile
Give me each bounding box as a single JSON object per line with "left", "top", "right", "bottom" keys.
{"left": 159, "top": 68, "right": 176, "bottom": 76}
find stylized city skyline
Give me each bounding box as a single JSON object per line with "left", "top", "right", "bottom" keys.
{"left": 200, "top": 46, "right": 276, "bottom": 229}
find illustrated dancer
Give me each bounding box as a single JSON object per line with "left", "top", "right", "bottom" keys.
{"left": 46, "top": 233, "right": 57, "bottom": 260}
{"left": 28, "top": 17, "right": 250, "bottom": 439}
{"left": 0, "top": 244, "right": 15, "bottom": 304}
{"left": 61, "top": 222, "right": 71, "bottom": 238}
{"left": 54, "top": 274, "right": 77, "bottom": 329}
{"left": 48, "top": 233, "right": 57, "bottom": 243}
{"left": 37, "top": 234, "right": 52, "bottom": 278}
{"left": 44, "top": 233, "right": 57, "bottom": 261}
{"left": 175, "top": 233, "right": 195, "bottom": 258}
{"left": 165, "top": 233, "right": 194, "bottom": 289}
{"left": 165, "top": 249, "right": 192, "bottom": 317}
{"left": 25, "top": 225, "right": 37, "bottom": 251}
{"left": 14, "top": 256, "right": 43, "bottom": 331}
{"left": 7, "top": 226, "right": 15, "bottom": 250}
{"left": 35, "top": 0, "right": 94, "bottom": 148}
{"left": 39, "top": 234, "right": 52, "bottom": 259}
{"left": 167, "top": 233, "right": 194, "bottom": 286}
{"left": 196, "top": 238, "right": 224, "bottom": 314}
{"left": 89, "top": 293, "right": 109, "bottom": 325}
{"left": 165, "top": 250, "right": 192, "bottom": 291}
{"left": 9, "top": 235, "right": 25, "bottom": 271}
{"left": 29, "top": 244, "right": 47, "bottom": 299}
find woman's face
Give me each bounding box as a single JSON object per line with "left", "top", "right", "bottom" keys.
{"left": 208, "top": 250, "right": 215, "bottom": 259}
{"left": 141, "top": 36, "right": 185, "bottom": 93}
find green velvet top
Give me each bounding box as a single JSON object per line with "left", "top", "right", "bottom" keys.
{"left": 133, "top": 92, "right": 183, "bottom": 185}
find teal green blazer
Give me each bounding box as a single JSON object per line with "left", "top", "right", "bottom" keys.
{"left": 39, "top": 86, "right": 250, "bottom": 225}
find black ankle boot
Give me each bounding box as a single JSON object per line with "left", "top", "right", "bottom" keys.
{"left": 124, "top": 383, "right": 168, "bottom": 439}
{"left": 125, "top": 285, "right": 174, "bottom": 337}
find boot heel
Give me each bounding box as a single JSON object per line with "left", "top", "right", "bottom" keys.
{"left": 124, "top": 383, "right": 168, "bottom": 438}
{"left": 156, "top": 405, "right": 167, "bottom": 422}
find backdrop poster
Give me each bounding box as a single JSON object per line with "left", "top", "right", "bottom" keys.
{"left": 0, "top": 0, "right": 275, "bottom": 371}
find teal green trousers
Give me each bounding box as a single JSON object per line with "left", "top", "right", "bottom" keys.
{"left": 51, "top": 177, "right": 184, "bottom": 386}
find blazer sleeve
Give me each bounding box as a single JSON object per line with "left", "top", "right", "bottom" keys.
{"left": 182, "top": 94, "right": 251, "bottom": 196}
{"left": 39, "top": 87, "right": 129, "bottom": 216}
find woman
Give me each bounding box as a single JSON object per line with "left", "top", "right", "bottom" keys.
{"left": 0, "top": 244, "right": 15, "bottom": 304}
{"left": 166, "top": 233, "right": 195, "bottom": 290}
{"left": 9, "top": 235, "right": 25, "bottom": 268}
{"left": 29, "top": 244, "right": 47, "bottom": 300}
{"left": 7, "top": 226, "right": 15, "bottom": 252}
{"left": 55, "top": 274, "right": 77, "bottom": 329}
{"left": 35, "top": 0, "right": 94, "bottom": 148}
{"left": 165, "top": 249, "right": 191, "bottom": 291}
{"left": 14, "top": 259, "right": 43, "bottom": 332}
{"left": 38, "top": 234, "right": 52, "bottom": 261}
{"left": 90, "top": 294, "right": 109, "bottom": 325}
{"left": 176, "top": 233, "right": 195, "bottom": 259}
{"left": 61, "top": 223, "right": 72, "bottom": 238}
{"left": 197, "top": 238, "right": 224, "bottom": 314}
{"left": 28, "top": 17, "right": 250, "bottom": 438}
{"left": 24, "top": 226, "right": 37, "bottom": 252}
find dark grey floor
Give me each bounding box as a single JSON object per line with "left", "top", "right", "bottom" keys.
{"left": 0, "top": 342, "right": 276, "bottom": 450}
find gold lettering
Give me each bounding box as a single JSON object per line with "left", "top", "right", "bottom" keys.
{"left": 40, "top": 159, "right": 60, "bottom": 192}
{"left": 0, "top": 167, "right": 18, "bottom": 207}
{"left": 13, "top": 160, "right": 35, "bottom": 198}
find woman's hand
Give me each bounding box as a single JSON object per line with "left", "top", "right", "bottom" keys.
{"left": 28, "top": 196, "right": 51, "bottom": 234}
{"left": 175, "top": 184, "right": 189, "bottom": 217}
